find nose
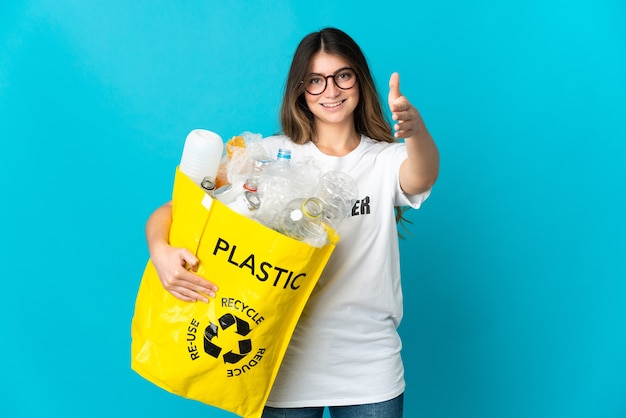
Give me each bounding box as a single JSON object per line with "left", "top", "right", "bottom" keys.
{"left": 324, "top": 76, "right": 341, "bottom": 97}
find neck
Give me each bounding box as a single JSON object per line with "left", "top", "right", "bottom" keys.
{"left": 313, "top": 123, "right": 360, "bottom": 157}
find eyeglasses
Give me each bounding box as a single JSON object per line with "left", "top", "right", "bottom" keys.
{"left": 301, "top": 67, "right": 357, "bottom": 95}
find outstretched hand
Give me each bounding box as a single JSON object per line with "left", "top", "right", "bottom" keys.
{"left": 388, "top": 72, "right": 425, "bottom": 139}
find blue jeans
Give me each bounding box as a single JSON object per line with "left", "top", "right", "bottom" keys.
{"left": 261, "top": 393, "right": 404, "bottom": 418}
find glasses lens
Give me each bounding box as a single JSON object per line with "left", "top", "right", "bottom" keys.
{"left": 304, "top": 74, "right": 326, "bottom": 95}
{"left": 334, "top": 68, "right": 356, "bottom": 90}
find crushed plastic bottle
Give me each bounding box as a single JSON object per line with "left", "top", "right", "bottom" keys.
{"left": 275, "top": 197, "right": 327, "bottom": 247}
{"left": 254, "top": 148, "right": 296, "bottom": 227}
{"left": 314, "top": 171, "right": 359, "bottom": 231}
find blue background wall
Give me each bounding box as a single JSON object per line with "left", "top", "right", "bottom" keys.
{"left": 1, "top": 1, "right": 625, "bottom": 417}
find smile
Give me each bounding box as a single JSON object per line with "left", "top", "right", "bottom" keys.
{"left": 321, "top": 99, "right": 346, "bottom": 108}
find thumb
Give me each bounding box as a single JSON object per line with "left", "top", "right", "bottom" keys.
{"left": 388, "top": 72, "right": 401, "bottom": 103}
{"left": 181, "top": 248, "right": 199, "bottom": 271}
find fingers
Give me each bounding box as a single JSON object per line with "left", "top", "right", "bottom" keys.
{"left": 393, "top": 121, "right": 416, "bottom": 139}
{"left": 169, "top": 266, "right": 218, "bottom": 303}
{"left": 390, "top": 93, "right": 416, "bottom": 138}
{"left": 169, "top": 289, "right": 199, "bottom": 303}
{"left": 388, "top": 72, "right": 425, "bottom": 139}
{"left": 180, "top": 248, "right": 199, "bottom": 271}
{"left": 152, "top": 245, "right": 218, "bottom": 303}
{"left": 391, "top": 106, "right": 414, "bottom": 121}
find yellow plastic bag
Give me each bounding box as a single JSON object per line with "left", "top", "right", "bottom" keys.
{"left": 131, "top": 168, "right": 338, "bottom": 418}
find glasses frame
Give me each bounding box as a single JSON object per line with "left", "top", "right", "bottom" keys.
{"left": 300, "top": 67, "right": 357, "bottom": 96}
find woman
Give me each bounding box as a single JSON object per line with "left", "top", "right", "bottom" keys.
{"left": 146, "top": 28, "right": 439, "bottom": 417}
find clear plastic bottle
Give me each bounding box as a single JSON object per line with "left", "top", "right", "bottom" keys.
{"left": 276, "top": 197, "right": 327, "bottom": 247}
{"left": 179, "top": 129, "right": 224, "bottom": 186}
{"left": 275, "top": 148, "right": 292, "bottom": 166}
{"left": 314, "top": 171, "right": 359, "bottom": 231}
{"left": 243, "top": 161, "right": 263, "bottom": 194}
{"left": 255, "top": 149, "right": 295, "bottom": 226}
{"left": 261, "top": 148, "right": 292, "bottom": 183}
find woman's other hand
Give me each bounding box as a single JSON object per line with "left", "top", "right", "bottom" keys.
{"left": 388, "top": 72, "right": 426, "bottom": 140}
{"left": 150, "top": 242, "right": 218, "bottom": 303}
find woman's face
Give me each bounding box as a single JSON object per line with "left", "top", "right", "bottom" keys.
{"left": 303, "top": 51, "right": 359, "bottom": 128}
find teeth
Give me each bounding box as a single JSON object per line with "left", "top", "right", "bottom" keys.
{"left": 322, "top": 101, "right": 344, "bottom": 108}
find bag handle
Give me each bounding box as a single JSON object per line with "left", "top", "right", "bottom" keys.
{"left": 169, "top": 167, "right": 214, "bottom": 255}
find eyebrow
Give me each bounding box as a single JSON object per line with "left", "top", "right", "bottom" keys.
{"left": 307, "top": 66, "right": 352, "bottom": 77}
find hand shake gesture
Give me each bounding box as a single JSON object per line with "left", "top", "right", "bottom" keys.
{"left": 388, "top": 72, "right": 427, "bottom": 140}
{"left": 389, "top": 72, "right": 439, "bottom": 194}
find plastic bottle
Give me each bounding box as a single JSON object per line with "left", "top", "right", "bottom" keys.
{"left": 255, "top": 149, "right": 294, "bottom": 226}
{"left": 314, "top": 171, "right": 359, "bottom": 231}
{"left": 227, "top": 190, "right": 261, "bottom": 218}
{"left": 200, "top": 176, "right": 216, "bottom": 196}
{"left": 179, "top": 129, "right": 224, "bottom": 186}
{"left": 214, "top": 176, "right": 262, "bottom": 218}
{"left": 276, "top": 197, "right": 327, "bottom": 247}
{"left": 213, "top": 181, "right": 244, "bottom": 205}
{"left": 277, "top": 148, "right": 291, "bottom": 163}
{"left": 243, "top": 160, "right": 264, "bottom": 194}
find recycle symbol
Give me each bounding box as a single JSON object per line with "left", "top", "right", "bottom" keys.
{"left": 203, "top": 313, "right": 252, "bottom": 364}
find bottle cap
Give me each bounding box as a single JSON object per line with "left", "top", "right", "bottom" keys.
{"left": 277, "top": 148, "right": 292, "bottom": 161}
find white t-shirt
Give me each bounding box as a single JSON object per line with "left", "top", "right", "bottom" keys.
{"left": 261, "top": 135, "right": 430, "bottom": 408}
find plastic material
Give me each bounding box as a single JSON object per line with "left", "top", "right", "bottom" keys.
{"left": 179, "top": 129, "right": 224, "bottom": 186}
{"left": 314, "top": 171, "right": 359, "bottom": 231}
{"left": 227, "top": 190, "right": 261, "bottom": 218}
{"left": 276, "top": 197, "right": 327, "bottom": 247}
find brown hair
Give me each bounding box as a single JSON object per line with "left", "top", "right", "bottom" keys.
{"left": 280, "top": 27, "right": 395, "bottom": 145}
